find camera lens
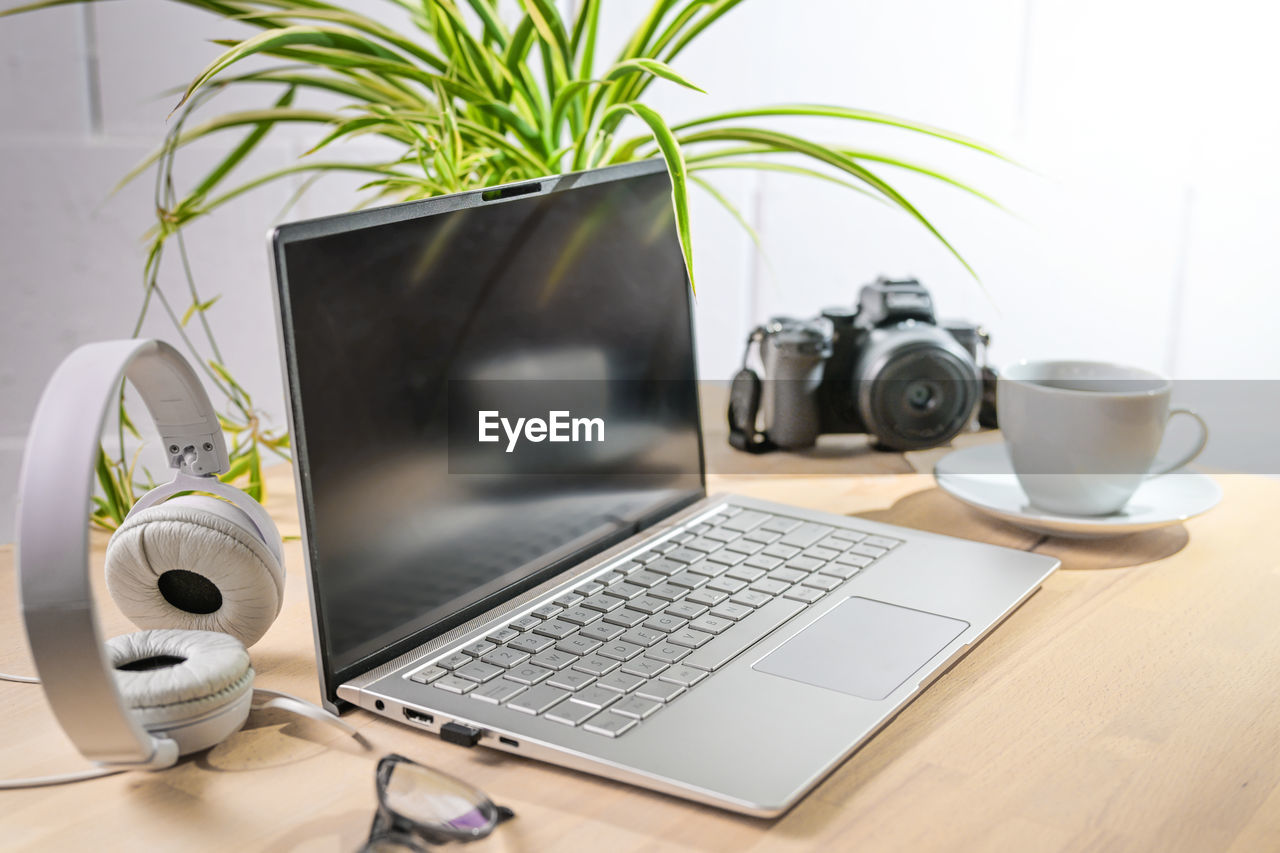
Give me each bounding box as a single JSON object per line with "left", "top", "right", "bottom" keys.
{"left": 853, "top": 331, "right": 980, "bottom": 451}
{"left": 905, "top": 380, "right": 938, "bottom": 413}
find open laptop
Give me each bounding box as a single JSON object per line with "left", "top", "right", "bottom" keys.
{"left": 269, "top": 159, "right": 1058, "bottom": 816}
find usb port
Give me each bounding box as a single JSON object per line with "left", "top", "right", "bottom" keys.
{"left": 403, "top": 708, "right": 434, "bottom": 725}
{"left": 498, "top": 736, "right": 518, "bottom": 748}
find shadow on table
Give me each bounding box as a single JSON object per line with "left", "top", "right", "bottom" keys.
{"left": 854, "top": 486, "right": 1190, "bottom": 570}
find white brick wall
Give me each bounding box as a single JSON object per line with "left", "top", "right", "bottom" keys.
{"left": 2, "top": 0, "right": 1278, "bottom": 541}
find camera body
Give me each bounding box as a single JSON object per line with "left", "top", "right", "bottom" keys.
{"left": 756, "top": 278, "right": 984, "bottom": 452}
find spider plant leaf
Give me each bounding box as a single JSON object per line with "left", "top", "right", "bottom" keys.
{"left": 549, "top": 79, "right": 595, "bottom": 141}
{"left": 95, "top": 448, "right": 125, "bottom": 526}
{"left": 604, "top": 58, "right": 705, "bottom": 94}
{"left": 190, "top": 85, "right": 296, "bottom": 203}
{"left": 174, "top": 26, "right": 422, "bottom": 112}
{"left": 690, "top": 173, "right": 763, "bottom": 256}
{"left": 181, "top": 295, "right": 221, "bottom": 326}
{"left": 661, "top": 0, "right": 747, "bottom": 63}
{"left": 670, "top": 104, "right": 1012, "bottom": 161}
{"left": 224, "top": 8, "right": 448, "bottom": 71}
{"left": 688, "top": 158, "right": 887, "bottom": 206}
{"left": 606, "top": 101, "right": 695, "bottom": 292}
{"left": 571, "top": 0, "right": 601, "bottom": 77}
{"left": 522, "top": 0, "right": 571, "bottom": 72}
{"left": 617, "top": 0, "right": 682, "bottom": 62}
{"left": 461, "top": 0, "right": 509, "bottom": 47}
{"left": 217, "top": 452, "right": 254, "bottom": 484}
{"left": 838, "top": 149, "right": 1007, "bottom": 209}
{"left": 675, "top": 126, "right": 976, "bottom": 279}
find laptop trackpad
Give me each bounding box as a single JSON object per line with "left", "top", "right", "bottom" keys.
{"left": 753, "top": 597, "right": 969, "bottom": 700}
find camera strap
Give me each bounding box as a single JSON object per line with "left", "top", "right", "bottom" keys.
{"left": 727, "top": 327, "right": 776, "bottom": 454}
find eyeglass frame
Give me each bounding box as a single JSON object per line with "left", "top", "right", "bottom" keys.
{"left": 362, "top": 753, "right": 515, "bottom": 851}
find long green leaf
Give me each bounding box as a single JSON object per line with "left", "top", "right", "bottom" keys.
{"left": 604, "top": 58, "right": 705, "bottom": 94}
{"left": 605, "top": 102, "right": 695, "bottom": 292}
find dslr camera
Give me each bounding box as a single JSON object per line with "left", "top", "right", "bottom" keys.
{"left": 729, "top": 277, "right": 987, "bottom": 452}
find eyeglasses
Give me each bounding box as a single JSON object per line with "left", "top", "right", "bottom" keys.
{"left": 360, "top": 754, "right": 515, "bottom": 851}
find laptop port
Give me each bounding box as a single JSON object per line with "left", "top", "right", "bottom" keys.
{"left": 498, "top": 737, "right": 518, "bottom": 748}
{"left": 403, "top": 708, "right": 434, "bottom": 725}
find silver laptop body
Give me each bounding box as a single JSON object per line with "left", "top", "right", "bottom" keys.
{"left": 270, "top": 160, "right": 1059, "bottom": 817}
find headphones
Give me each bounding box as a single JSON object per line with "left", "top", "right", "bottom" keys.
{"left": 16, "top": 339, "right": 286, "bottom": 769}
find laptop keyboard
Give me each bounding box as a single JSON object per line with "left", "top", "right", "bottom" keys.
{"left": 404, "top": 504, "right": 902, "bottom": 738}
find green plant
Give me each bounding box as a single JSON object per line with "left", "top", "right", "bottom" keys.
{"left": 2, "top": 0, "right": 1005, "bottom": 527}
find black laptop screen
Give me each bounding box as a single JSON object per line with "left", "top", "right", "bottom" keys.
{"left": 275, "top": 165, "right": 705, "bottom": 694}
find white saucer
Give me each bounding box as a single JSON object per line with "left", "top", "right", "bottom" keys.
{"left": 933, "top": 443, "right": 1222, "bottom": 538}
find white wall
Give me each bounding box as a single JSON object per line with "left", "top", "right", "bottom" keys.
{"left": 2, "top": 0, "right": 1278, "bottom": 540}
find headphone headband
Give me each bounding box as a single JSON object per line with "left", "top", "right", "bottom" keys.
{"left": 16, "top": 339, "right": 228, "bottom": 767}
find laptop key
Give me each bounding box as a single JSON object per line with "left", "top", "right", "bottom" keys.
{"left": 648, "top": 583, "right": 688, "bottom": 602}
{"left": 864, "top": 535, "right": 902, "bottom": 550}
{"left": 559, "top": 606, "right": 603, "bottom": 626}
{"left": 547, "top": 670, "right": 595, "bottom": 691}
{"left": 629, "top": 595, "right": 668, "bottom": 614}
{"left": 626, "top": 570, "right": 666, "bottom": 589}
{"left": 462, "top": 640, "right": 496, "bottom": 658}
{"left": 706, "top": 576, "right": 747, "bottom": 594}
{"left": 408, "top": 665, "right": 447, "bottom": 684}
{"left": 507, "top": 684, "right": 569, "bottom": 715}
{"left": 572, "top": 654, "right": 620, "bottom": 677}
{"left": 725, "top": 539, "right": 764, "bottom": 555}
{"left": 821, "top": 562, "right": 862, "bottom": 580}
{"left": 438, "top": 652, "right": 473, "bottom": 671}
{"left": 597, "top": 571, "right": 624, "bottom": 585}
{"left": 730, "top": 590, "right": 773, "bottom": 608}
{"left": 597, "top": 670, "right": 645, "bottom": 693}
{"left": 659, "top": 665, "right": 708, "bottom": 687}
{"left": 668, "top": 628, "right": 714, "bottom": 649}
{"left": 545, "top": 699, "right": 598, "bottom": 726}
{"left": 780, "top": 523, "right": 834, "bottom": 548}
{"left": 612, "top": 695, "right": 661, "bottom": 719}
{"left": 722, "top": 510, "right": 769, "bottom": 532}
{"left": 532, "top": 619, "right": 578, "bottom": 640}
{"left": 768, "top": 568, "right": 807, "bottom": 584}
{"left": 455, "top": 661, "right": 504, "bottom": 683}
{"left": 709, "top": 602, "right": 753, "bottom": 621}
{"left": 751, "top": 579, "right": 791, "bottom": 596}
{"left": 665, "top": 548, "right": 704, "bottom": 564}
{"left": 688, "top": 615, "right": 734, "bottom": 635}
{"left": 743, "top": 529, "right": 781, "bottom": 544}
{"left": 645, "top": 643, "right": 691, "bottom": 664}
{"left": 703, "top": 527, "right": 738, "bottom": 542}
{"left": 598, "top": 640, "right": 644, "bottom": 662}
{"left": 685, "top": 537, "right": 722, "bottom": 553}
{"left": 818, "top": 534, "right": 859, "bottom": 549}
{"left": 632, "top": 551, "right": 660, "bottom": 564}
{"left": 802, "top": 546, "right": 840, "bottom": 562}
{"left": 644, "top": 613, "right": 687, "bottom": 633}
{"left": 507, "top": 633, "right": 555, "bottom": 654}
{"left": 553, "top": 593, "right": 584, "bottom": 608}
{"left": 575, "top": 582, "right": 604, "bottom": 597}
{"left": 834, "top": 552, "right": 874, "bottom": 568}
{"left": 684, "top": 598, "right": 807, "bottom": 671}
{"left": 646, "top": 558, "right": 686, "bottom": 576}
{"left": 744, "top": 554, "right": 784, "bottom": 571}
{"left": 762, "top": 543, "right": 801, "bottom": 560}
{"left": 726, "top": 565, "right": 765, "bottom": 583}
{"left": 583, "top": 710, "right": 637, "bottom": 738}
{"left": 621, "top": 658, "right": 668, "bottom": 678}
{"left": 531, "top": 604, "right": 564, "bottom": 620}
{"left": 667, "top": 570, "right": 708, "bottom": 590}
{"left": 604, "top": 581, "right": 645, "bottom": 601}
{"left": 621, "top": 627, "right": 664, "bottom": 647}
{"left": 785, "top": 586, "right": 827, "bottom": 604}
{"left": 685, "top": 559, "right": 726, "bottom": 578}
{"left": 482, "top": 647, "right": 531, "bottom": 668}
{"left": 705, "top": 550, "right": 746, "bottom": 567}
{"left": 580, "top": 593, "right": 624, "bottom": 613}
{"left": 685, "top": 588, "right": 729, "bottom": 607}
{"left": 531, "top": 649, "right": 576, "bottom": 670}
{"left": 760, "top": 517, "right": 801, "bottom": 534}
{"left": 579, "top": 621, "right": 625, "bottom": 643}
{"left": 653, "top": 541, "right": 678, "bottom": 554}
{"left": 486, "top": 627, "right": 520, "bottom": 645}
{"left": 434, "top": 675, "right": 477, "bottom": 694}
{"left": 635, "top": 679, "right": 685, "bottom": 703}
{"left": 507, "top": 664, "right": 553, "bottom": 685}
{"left": 573, "top": 685, "right": 622, "bottom": 708}
{"left": 508, "top": 615, "right": 541, "bottom": 631}
{"left": 602, "top": 608, "right": 646, "bottom": 628}
{"left": 555, "top": 634, "right": 602, "bottom": 656}
{"left": 849, "top": 543, "right": 888, "bottom": 559}
{"left": 785, "top": 556, "right": 823, "bottom": 572}
{"left": 470, "top": 678, "right": 526, "bottom": 704}
{"left": 802, "top": 574, "right": 843, "bottom": 592}
{"left": 665, "top": 600, "right": 708, "bottom": 620}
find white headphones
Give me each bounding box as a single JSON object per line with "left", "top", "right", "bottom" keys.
{"left": 16, "top": 339, "right": 287, "bottom": 770}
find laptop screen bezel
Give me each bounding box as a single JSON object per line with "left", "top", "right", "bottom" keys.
{"left": 268, "top": 159, "right": 708, "bottom": 709}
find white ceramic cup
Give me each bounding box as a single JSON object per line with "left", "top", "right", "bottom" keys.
{"left": 997, "top": 360, "right": 1208, "bottom": 516}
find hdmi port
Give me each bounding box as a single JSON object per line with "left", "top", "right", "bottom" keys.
{"left": 403, "top": 708, "right": 434, "bottom": 725}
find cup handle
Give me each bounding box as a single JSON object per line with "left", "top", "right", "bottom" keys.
{"left": 1149, "top": 408, "right": 1209, "bottom": 476}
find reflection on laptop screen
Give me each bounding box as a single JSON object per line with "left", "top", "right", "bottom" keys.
{"left": 275, "top": 165, "right": 704, "bottom": 687}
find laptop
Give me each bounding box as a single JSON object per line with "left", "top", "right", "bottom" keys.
{"left": 268, "top": 159, "right": 1058, "bottom": 816}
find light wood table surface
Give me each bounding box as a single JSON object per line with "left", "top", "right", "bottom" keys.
{"left": 3, "top": 437, "right": 1280, "bottom": 852}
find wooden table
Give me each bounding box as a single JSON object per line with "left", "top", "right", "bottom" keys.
{"left": 3, "top": 433, "right": 1280, "bottom": 852}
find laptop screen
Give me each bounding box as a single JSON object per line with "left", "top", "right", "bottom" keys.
{"left": 272, "top": 162, "right": 705, "bottom": 700}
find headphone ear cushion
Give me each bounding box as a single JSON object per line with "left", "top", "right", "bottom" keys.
{"left": 107, "top": 629, "right": 254, "bottom": 756}
{"left": 106, "top": 496, "right": 284, "bottom": 648}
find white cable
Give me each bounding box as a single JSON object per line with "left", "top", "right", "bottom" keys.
{"left": 251, "top": 688, "right": 371, "bottom": 749}
{"left": 0, "top": 767, "right": 124, "bottom": 789}
{"left": 0, "top": 673, "right": 40, "bottom": 684}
